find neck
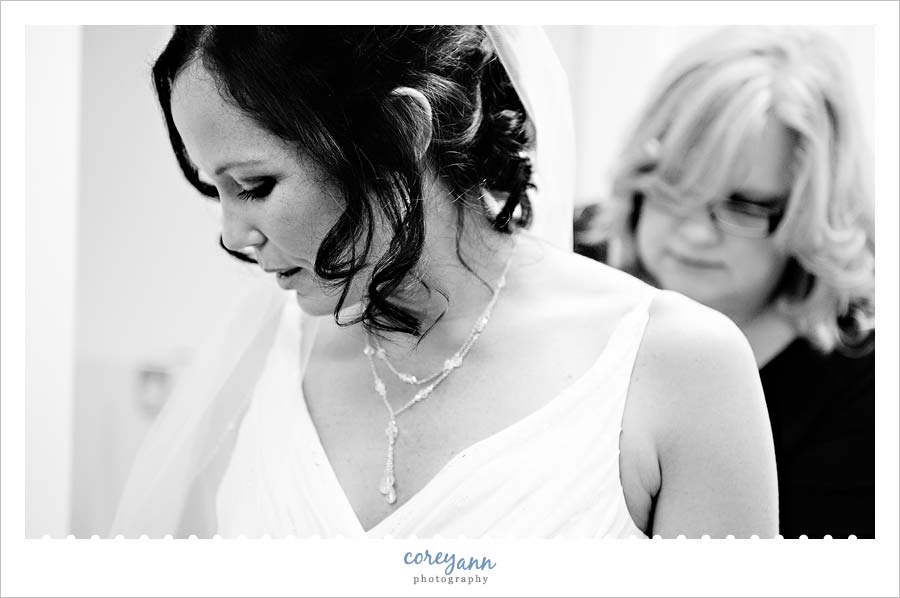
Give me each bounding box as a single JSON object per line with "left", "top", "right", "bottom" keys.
{"left": 370, "top": 180, "right": 516, "bottom": 356}
{"left": 736, "top": 306, "right": 798, "bottom": 368}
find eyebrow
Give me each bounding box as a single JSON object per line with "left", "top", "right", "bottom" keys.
{"left": 213, "top": 159, "right": 266, "bottom": 176}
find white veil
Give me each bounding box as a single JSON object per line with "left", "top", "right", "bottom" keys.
{"left": 486, "top": 25, "right": 575, "bottom": 250}
{"left": 109, "top": 25, "right": 576, "bottom": 537}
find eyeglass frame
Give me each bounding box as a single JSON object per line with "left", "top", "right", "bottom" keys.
{"left": 632, "top": 179, "right": 788, "bottom": 239}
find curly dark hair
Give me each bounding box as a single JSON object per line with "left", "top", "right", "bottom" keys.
{"left": 152, "top": 26, "right": 534, "bottom": 336}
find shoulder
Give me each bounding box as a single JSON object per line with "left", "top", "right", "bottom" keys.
{"left": 625, "top": 291, "right": 779, "bottom": 536}
{"left": 632, "top": 289, "right": 777, "bottom": 485}
{"left": 635, "top": 291, "right": 765, "bottom": 438}
{"left": 630, "top": 291, "right": 770, "bottom": 462}
{"left": 641, "top": 290, "right": 756, "bottom": 368}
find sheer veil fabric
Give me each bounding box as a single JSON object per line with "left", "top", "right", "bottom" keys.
{"left": 110, "top": 25, "right": 576, "bottom": 537}
{"left": 485, "top": 25, "right": 575, "bottom": 250}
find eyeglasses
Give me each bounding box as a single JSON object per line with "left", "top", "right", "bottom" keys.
{"left": 635, "top": 182, "right": 787, "bottom": 239}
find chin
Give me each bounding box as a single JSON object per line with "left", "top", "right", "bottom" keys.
{"left": 292, "top": 292, "right": 340, "bottom": 317}
{"left": 676, "top": 282, "right": 722, "bottom": 305}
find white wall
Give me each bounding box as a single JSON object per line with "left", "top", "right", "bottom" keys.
{"left": 25, "top": 26, "right": 81, "bottom": 538}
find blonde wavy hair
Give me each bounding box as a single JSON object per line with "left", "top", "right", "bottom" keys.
{"left": 581, "top": 27, "right": 875, "bottom": 353}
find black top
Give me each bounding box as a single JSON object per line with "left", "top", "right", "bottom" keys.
{"left": 759, "top": 335, "right": 875, "bottom": 538}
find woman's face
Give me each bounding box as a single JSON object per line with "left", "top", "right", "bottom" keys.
{"left": 634, "top": 121, "right": 793, "bottom": 324}
{"left": 170, "top": 64, "right": 355, "bottom": 315}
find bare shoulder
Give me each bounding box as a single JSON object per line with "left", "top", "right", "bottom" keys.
{"left": 635, "top": 290, "right": 764, "bottom": 438}
{"left": 626, "top": 290, "right": 779, "bottom": 537}
{"left": 640, "top": 290, "right": 757, "bottom": 376}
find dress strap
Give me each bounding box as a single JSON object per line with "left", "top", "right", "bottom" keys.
{"left": 635, "top": 286, "right": 660, "bottom": 316}
{"left": 607, "top": 285, "right": 660, "bottom": 431}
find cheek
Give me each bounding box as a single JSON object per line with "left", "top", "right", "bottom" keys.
{"left": 729, "top": 240, "right": 789, "bottom": 286}
{"left": 271, "top": 193, "right": 344, "bottom": 249}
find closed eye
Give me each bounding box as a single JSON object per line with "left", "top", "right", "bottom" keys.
{"left": 723, "top": 199, "right": 775, "bottom": 217}
{"left": 237, "top": 177, "right": 276, "bottom": 201}
{"left": 727, "top": 192, "right": 787, "bottom": 214}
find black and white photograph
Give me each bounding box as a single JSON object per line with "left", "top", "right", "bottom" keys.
{"left": 3, "top": 1, "right": 898, "bottom": 597}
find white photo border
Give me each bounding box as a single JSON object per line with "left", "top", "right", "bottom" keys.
{"left": 3, "top": 2, "right": 897, "bottom": 597}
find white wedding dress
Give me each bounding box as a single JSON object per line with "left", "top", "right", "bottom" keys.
{"left": 214, "top": 290, "right": 654, "bottom": 538}
{"left": 110, "top": 25, "right": 639, "bottom": 539}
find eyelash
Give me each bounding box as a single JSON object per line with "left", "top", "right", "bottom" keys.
{"left": 236, "top": 178, "right": 276, "bottom": 202}
{"left": 724, "top": 199, "right": 770, "bottom": 216}
{"left": 725, "top": 198, "right": 783, "bottom": 217}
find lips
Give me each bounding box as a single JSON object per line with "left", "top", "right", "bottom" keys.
{"left": 668, "top": 252, "right": 723, "bottom": 269}
{"left": 277, "top": 266, "right": 302, "bottom": 279}
{"left": 273, "top": 266, "right": 305, "bottom": 290}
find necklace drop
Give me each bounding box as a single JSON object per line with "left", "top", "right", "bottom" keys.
{"left": 364, "top": 240, "right": 516, "bottom": 505}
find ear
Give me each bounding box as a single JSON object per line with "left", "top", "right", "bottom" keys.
{"left": 390, "top": 87, "right": 433, "bottom": 162}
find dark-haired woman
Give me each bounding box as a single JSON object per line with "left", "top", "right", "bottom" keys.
{"left": 112, "top": 26, "right": 777, "bottom": 539}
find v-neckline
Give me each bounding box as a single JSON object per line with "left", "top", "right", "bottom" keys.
{"left": 293, "top": 302, "right": 645, "bottom": 536}
{"left": 296, "top": 361, "right": 600, "bottom": 535}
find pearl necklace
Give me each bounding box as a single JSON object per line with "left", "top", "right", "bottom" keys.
{"left": 362, "top": 243, "right": 516, "bottom": 504}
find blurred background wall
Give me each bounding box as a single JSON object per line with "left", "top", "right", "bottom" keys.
{"left": 23, "top": 25, "right": 875, "bottom": 537}
{"left": 544, "top": 26, "right": 875, "bottom": 205}
{"left": 68, "top": 26, "right": 262, "bottom": 537}
{"left": 25, "top": 26, "right": 81, "bottom": 538}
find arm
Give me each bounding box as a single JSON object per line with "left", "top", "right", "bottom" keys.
{"left": 630, "top": 291, "right": 779, "bottom": 538}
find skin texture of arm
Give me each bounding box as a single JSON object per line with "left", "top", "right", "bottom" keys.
{"left": 627, "top": 290, "right": 779, "bottom": 538}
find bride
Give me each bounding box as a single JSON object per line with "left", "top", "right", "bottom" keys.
{"left": 112, "top": 25, "right": 777, "bottom": 538}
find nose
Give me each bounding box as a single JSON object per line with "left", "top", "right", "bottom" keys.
{"left": 675, "top": 207, "right": 721, "bottom": 245}
{"left": 220, "top": 203, "right": 265, "bottom": 254}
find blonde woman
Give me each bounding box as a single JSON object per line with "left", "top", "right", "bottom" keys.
{"left": 577, "top": 27, "right": 875, "bottom": 538}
